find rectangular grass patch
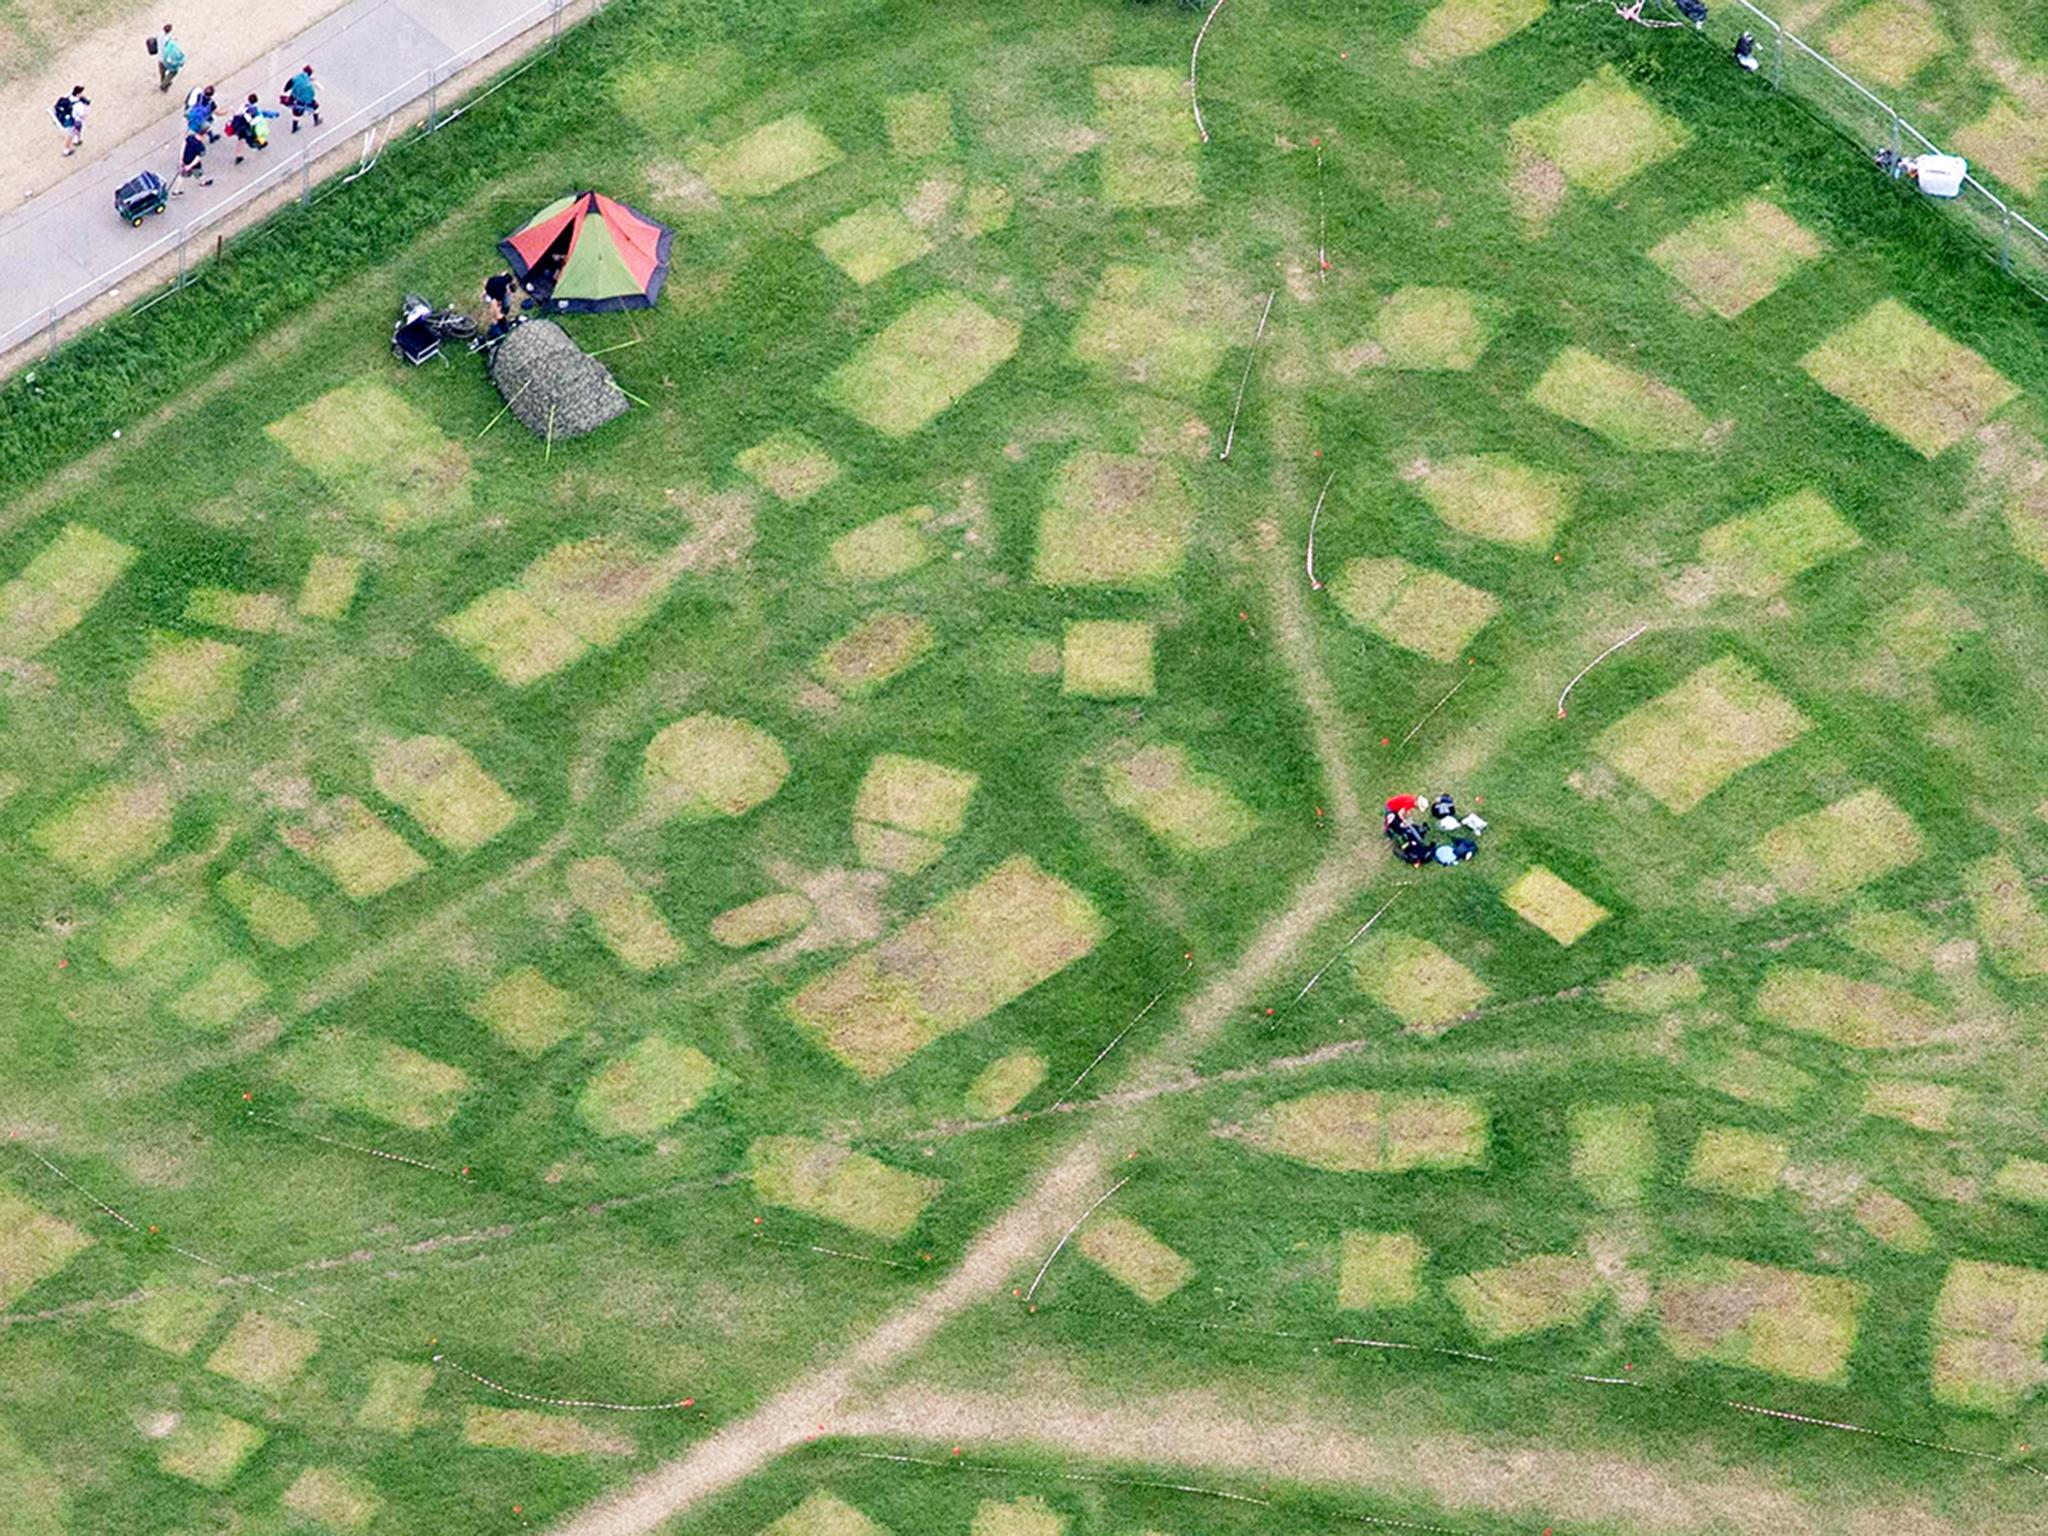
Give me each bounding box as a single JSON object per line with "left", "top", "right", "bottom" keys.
{"left": 1093, "top": 66, "right": 1199, "bottom": 208}
{"left": 468, "top": 966, "right": 589, "bottom": 1056}
{"left": 274, "top": 1030, "right": 469, "bottom": 1129}
{"left": 645, "top": 713, "right": 791, "bottom": 821}
{"left": 748, "top": 1136, "right": 939, "bottom": 1239}
{"left": 297, "top": 553, "right": 362, "bottom": 619}
{"left": 372, "top": 735, "right": 521, "bottom": 853}
{"left": 1659, "top": 1258, "right": 1865, "bottom": 1383}
{"left": 1355, "top": 932, "right": 1489, "bottom": 1034}
{"left": 790, "top": 855, "right": 1104, "bottom": 1078}
{"left": 1801, "top": 299, "right": 2018, "bottom": 458}
{"left": 1684, "top": 1126, "right": 1787, "bottom": 1200}
{"left": 205, "top": 1310, "right": 319, "bottom": 1393}
{"left": 1449, "top": 1255, "right": 1603, "bottom": 1342}
{"left": 1509, "top": 67, "right": 1689, "bottom": 195}
{"left": 1755, "top": 788, "right": 1922, "bottom": 904}
{"left": 266, "top": 381, "right": 471, "bottom": 531}
{"left": 578, "top": 1037, "right": 718, "bottom": 1138}
{"left": 566, "top": 856, "right": 683, "bottom": 973}
{"left": 965, "top": 1051, "right": 1046, "bottom": 1118}
{"left": 1338, "top": 1231, "right": 1426, "bottom": 1310}
{"left": 1077, "top": 1215, "right": 1192, "bottom": 1303}
{"left": 1594, "top": 656, "right": 1809, "bottom": 813}
{"left": 815, "top": 202, "right": 932, "bottom": 286}
{"left": 129, "top": 635, "right": 246, "bottom": 737}
{"left": 1328, "top": 555, "right": 1498, "bottom": 662}
{"left": 1033, "top": 452, "right": 1192, "bottom": 588}
{"left": 463, "top": 1406, "right": 632, "bottom": 1457}
{"left": 824, "top": 292, "right": 1020, "bottom": 437}
{"left": 1062, "top": 620, "right": 1155, "bottom": 698}
{"left": 1101, "top": 743, "right": 1255, "bottom": 854}
{"left": 280, "top": 797, "right": 428, "bottom": 901}
{"left": 812, "top": 611, "right": 935, "bottom": 696}
{"left": 1406, "top": 0, "right": 1548, "bottom": 67}
{"left": 1240, "top": 1088, "right": 1487, "bottom": 1172}
{"left": 0, "top": 1184, "right": 92, "bottom": 1308}
{"left": 0, "top": 523, "right": 135, "bottom": 654}
{"left": 1069, "top": 264, "right": 1233, "bottom": 397}
{"left": 1405, "top": 453, "right": 1572, "bottom": 548}
{"left": 156, "top": 1412, "right": 264, "bottom": 1489}
{"left": 1569, "top": 1102, "right": 1654, "bottom": 1207}
{"left": 1697, "top": 489, "right": 1861, "bottom": 597}
{"left": 1965, "top": 852, "right": 2048, "bottom": 978}
{"left": 216, "top": 870, "right": 318, "bottom": 950}
{"left": 1930, "top": 1260, "right": 2048, "bottom": 1412}
{"left": 31, "top": 778, "right": 175, "bottom": 885}
{"left": 694, "top": 113, "right": 843, "bottom": 198}
{"left": 1755, "top": 966, "right": 1947, "bottom": 1049}
{"left": 356, "top": 1360, "right": 434, "bottom": 1434}
{"left": 1649, "top": 198, "right": 1823, "bottom": 319}
{"left": 1501, "top": 866, "right": 1607, "bottom": 946}
{"left": 1530, "top": 346, "right": 1710, "bottom": 451}
{"left": 855, "top": 754, "right": 978, "bottom": 840}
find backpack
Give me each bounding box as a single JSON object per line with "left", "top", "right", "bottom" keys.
{"left": 53, "top": 96, "right": 73, "bottom": 126}
{"left": 146, "top": 33, "right": 158, "bottom": 54}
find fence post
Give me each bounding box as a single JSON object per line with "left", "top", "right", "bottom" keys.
{"left": 299, "top": 149, "right": 312, "bottom": 206}
{"left": 2003, "top": 206, "right": 2014, "bottom": 273}
{"left": 427, "top": 65, "right": 438, "bottom": 131}
{"left": 1770, "top": 26, "right": 1784, "bottom": 90}
{"left": 1889, "top": 113, "right": 1902, "bottom": 157}
{"left": 552, "top": 0, "right": 563, "bottom": 48}
{"left": 43, "top": 307, "right": 58, "bottom": 359}
{"left": 176, "top": 227, "right": 188, "bottom": 289}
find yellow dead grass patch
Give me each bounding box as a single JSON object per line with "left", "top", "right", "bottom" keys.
{"left": 297, "top": 553, "right": 362, "bottom": 620}
{"left": 1077, "top": 1215, "right": 1192, "bottom": 1303}
{"left": 280, "top": 797, "right": 427, "bottom": 901}
{"left": 1930, "top": 1260, "right": 2048, "bottom": 1412}
{"left": 748, "top": 1136, "right": 939, "bottom": 1239}
{"left": 1992, "top": 1156, "right": 2048, "bottom": 1209}
{"left": 737, "top": 431, "right": 842, "bottom": 503}
{"left": 1101, "top": 743, "right": 1255, "bottom": 855}
{"left": 1659, "top": 1258, "right": 1865, "bottom": 1383}
{"left": 831, "top": 508, "right": 935, "bottom": 581}
{"left": 1502, "top": 866, "right": 1607, "bottom": 945}
{"left": 1328, "top": 555, "right": 1498, "bottom": 662}
{"left": 184, "top": 586, "right": 289, "bottom": 633}
{"left": 437, "top": 586, "right": 589, "bottom": 687}
{"left": 1569, "top": 1102, "right": 1654, "bottom": 1208}
{"left": 973, "top": 1497, "right": 1065, "bottom": 1536}
{"left": 694, "top": 113, "right": 843, "bottom": 199}
{"left": 644, "top": 714, "right": 791, "bottom": 820}
{"left": 109, "top": 1287, "right": 225, "bottom": 1357}
{"left": 356, "top": 1360, "right": 433, "bottom": 1434}
{"left": 1094, "top": 66, "right": 1198, "bottom": 208}
{"left": 1825, "top": 0, "right": 1946, "bottom": 87}
{"left": 1596, "top": 657, "right": 1810, "bottom": 813}
{"left": 1355, "top": 932, "right": 1489, "bottom": 1034}
{"left": 519, "top": 537, "right": 679, "bottom": 647}
{"left": 813, "top": 612, "right": 935, "bottom": 696}
{"left": 0, "top": 523, "right": 135, "bottom": 655}
{"left": 469, "top": 966, "right": 589, "bottom": 1056}
{"left": 1694, "top": 1047, "right": 1813, "bottom": 1113}
{"left": 283, "top": 1466, "right": 380, "bottom": 1531}
{"left": 1955, "top": 97, "right": 2048, "bottom": 198}
{"left": 965, "top": 1051, "right": 1046, "bottom": 1118}
{"left": 217, "top": 869, "right": 318, "bottom": 950}
{"left": 1801, "top": 299, "right": 2018, "bottom": 458}
{"left": 266, "top": 381, "right": 471, "bottom": 531}
{"left": 1339, "top": 1231, "right": 1427, "bottom": 1310}
{"left": 790, "top": 855, "right": 1104, "bottom": 1078}
{"left": 1840, "top": 908, "right": 1936, "bottom": 971}
{"left": 156, "top": 1411, "right": 265, "bottom": 1489}
{"left": 129, "top": 634, "right": 245, "bottom": 736}
{"left": 762, "top": 1491, "right": 889, "bottom": 1536}
{"left": 1755, "top": 788, "right": 1921, "bottom": 904}
{"left": 1649, "top": 198, "right": 1824, "bottom": 318}
{"left": 1373, "top": 286, "right": 1496, "bottom": 370}
{"left": 1964, "top": 852, "right": 2048, "bottom": 977}
{"left": 884, "top": 91, "right": 953, "bottom": 158}
{"left": 1070, "top": 264, "right": 1234, "bottom": 397}
{"left": 1853, "top": 1186, "right": 1933, "bottom": 1251}
{"left": 168, "top": 958, "right": 267, "bottom": 1031}
{"left": 1685, "top": 1126, "right": 1787, "bottom": 1200}
{"left": 1508, "top": 68, "right": 1689, "bottom": 195}
{"left": 855, "top": 754, "right": 978, "bottom": 839}
{"left": 1862, "top": 1077, "right": 1955, "bottom": 1132}
{"left": 0, "top": 1184, "right": 91, "bottom": 1308}
{"left": 205, "top": 1310, "right": 319, "bottom": 1393}
{"left": 825, "top": 293, "right": 1020, "bottom": 437}
{"left": 1406, "top": 0, "right": 1547, "bottom": 66}
{"left": 1405, "top": 453, "right": 1572, "bottom": 547}
{"left": 372, "top": 735, "right": 521, "bottom": 853}
{"left": 31, "top": 777, "right": 175, "bottom": 885}
{"left": 1598, "top": 961, "right": 1703, "bottom": 1014}
{"left": 578, "top": 1037, "right": 718, "bottom": 1139}
{"left": 815, "top": 201, "right": 932, "bottom": 286}
{"left": 1530, "top": 346, "right": 1711, "bottom": 452}
{"left": 856, "top": 822, "right": 944, "bottom": 876}
{"left": 1061, "top": 620, "right": 1155, "bottom": 698}
{"left": 463, "top": 1406, "right": 632, "bottom": 1457}
{"left": 1697, "top": 489, "right": 1862, "bottom": 597}
{"left": 1449, "top": 1255, "right": 1604, "bottom": 1342}
{"left": 1243, "top": 1088, "right": 1487, "bottom": 1172}
{"left": 1033, "top": 451, "right": 1193, "bottom": 588}
{"left": 567, "top": 856, "right": 682, "bottom": 973}
{"left": 275, "top": 1030, "right": 469, "bottom": 1129}
{"left": 712, "top": 893, "right": 813, "bottom": 949}
{"left": 1755, "top": 966, "right": 1947, "bottom": 1049}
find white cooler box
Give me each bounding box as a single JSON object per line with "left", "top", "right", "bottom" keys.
{"left": 1917, "top": 153, "right": 1967, "bottom": 198}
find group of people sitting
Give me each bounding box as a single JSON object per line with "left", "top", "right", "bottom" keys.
{"left": 1383, "top": 792, "right": 1484, "bottom": 867}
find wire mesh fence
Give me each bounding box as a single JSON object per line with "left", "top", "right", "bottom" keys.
{"left": 0, "top": 0, "right": 611, "bottom": 359}
{"left": 1693, "top": 0, "right": 2048, "bottom": 303}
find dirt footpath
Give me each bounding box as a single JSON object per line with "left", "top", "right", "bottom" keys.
{"left": 3, "top": 0, "right": 345, "bottom": 209}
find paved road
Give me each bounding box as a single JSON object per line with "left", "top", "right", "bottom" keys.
{"left": 0, "top": 0, "right": 537, "bottom": 351}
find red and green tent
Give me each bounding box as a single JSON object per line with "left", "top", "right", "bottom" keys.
{"left": 499, "top": 191, "right": 673, "bottom": 313}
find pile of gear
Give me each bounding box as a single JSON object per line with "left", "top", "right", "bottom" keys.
{"left": 1383, "top": 792, "right": 1486, "bottom": 868}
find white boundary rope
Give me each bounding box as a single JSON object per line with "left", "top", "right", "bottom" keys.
{"left": 1279, "top": 890, "right": 1408, "bottom": 1016}
{"left": 752, "top": 1232, "right": 919, "bottom": 1273}
{"left": 432, "top": 1354, "right": 695, "bottom": 1412}
{"left": 1048, "top": 958, "right": 1194, "bottom": 1112}
{"left": 1189, "top": 0, "right": 1232, "bottom": 143}
{"left": 1023, "top": 1176, "right": 1129, "bottom": 1302}
{"left": 1556, "top": 624, "right": 1647, "bottom": 718}
{"left": 1315, "top": 138, "right": 1330, "bottom": 278}
{"left": 1217, "top": 291, "right": 1275, "bottom": 461}
{"left": 245, "top": 1111, "right": 463, "bottom": 1178}
{"left": 1398, "top": 674, "right": 1469, "bottom": 747}
{"left": 1305, "top": 467, "right": 1336, "bottom": 589}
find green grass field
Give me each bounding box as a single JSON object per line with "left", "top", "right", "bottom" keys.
{"left": 3, "top": 1, "right": 2048, "bottom": 1533}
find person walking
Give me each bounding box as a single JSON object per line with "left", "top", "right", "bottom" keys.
{"left": 226, "top": 92, "right": 277, "bottom": 165}
{"left": 153, "top": 23, "right": 185, "bottom": 93}
{"left": 51, "top": 86, "right": 89, "bottom": 156}
{"left": 173, "top": 128, "right": 212, "bottom": 193}
{"left": 185, "top": 83, "right": 219, "bottom": 140}
{"left": 282, "top": 64, "right": 320, "bottom": 131}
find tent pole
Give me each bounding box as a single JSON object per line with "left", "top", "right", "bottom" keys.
{"left": 617, "top": 387, "right": 651, "bottom": 408}
{"left": 581, "top": 336, "right": 646, "bottom": 359}
{"left": 476, "top": 377, "right": 535, "bottom": 440}
{"left": 544, "top": 404, "right": 558, "bottom": 463}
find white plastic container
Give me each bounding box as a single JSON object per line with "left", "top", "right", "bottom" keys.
{"left": 1917, "top": 153, "right": 1967, "bottom": 198}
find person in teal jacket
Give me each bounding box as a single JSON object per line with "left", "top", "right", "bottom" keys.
{"left": 282, "top": 64, "right": 320, "bottom": 131}
{"left": 155, "top": 24, "right": 186, "bottom": 92}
